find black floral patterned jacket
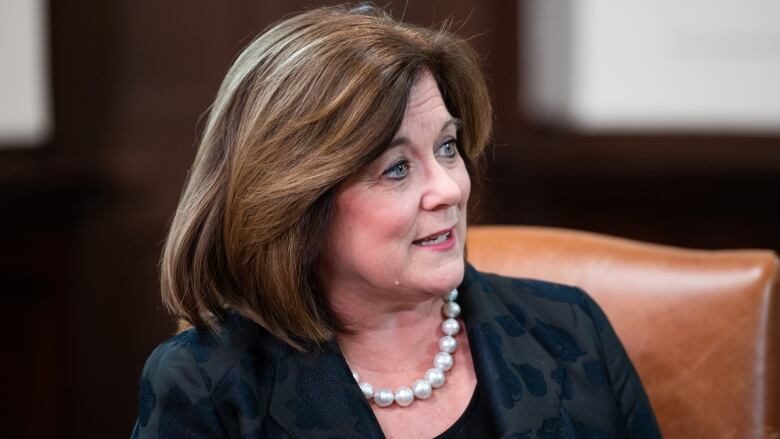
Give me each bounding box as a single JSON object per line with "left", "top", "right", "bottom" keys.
{"left": 131, "top": 264, "right": 661, "bottom": 438}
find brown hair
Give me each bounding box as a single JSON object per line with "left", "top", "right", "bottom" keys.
{"left": 160, "top": 4, "right": 492, "bottom": 349}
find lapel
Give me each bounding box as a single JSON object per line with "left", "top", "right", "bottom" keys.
{"left": 459, "top": 263, "right": 563, "bottom": 438}
{"left": 267, "top": 339, "right": 385, "bottom": 438}
{"left": 266, "top": 263, "right": 562, "bottom": 438}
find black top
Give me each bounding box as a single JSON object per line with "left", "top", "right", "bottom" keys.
{"left": 434, "top": 385, "right": 495, "bottom": 438}
{"left": 132, "top": 264, "right": 661, "bottom": 438}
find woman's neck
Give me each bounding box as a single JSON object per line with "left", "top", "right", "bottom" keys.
{"left": 332, "top": 291, "right": 445, "bottom": 377}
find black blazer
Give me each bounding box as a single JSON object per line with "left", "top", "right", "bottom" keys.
{"left": 132, "top": 264, "right": 661, "bottom": 438}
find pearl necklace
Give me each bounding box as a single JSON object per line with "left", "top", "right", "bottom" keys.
{"left": 349, "top": 288, "right": 461, "bottom": 408}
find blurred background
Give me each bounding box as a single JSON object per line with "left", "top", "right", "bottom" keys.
{"left": 2, "top": 0, "right": 779, "bottom": 437}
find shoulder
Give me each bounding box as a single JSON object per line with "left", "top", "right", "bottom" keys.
{"left": 462, "top": 265, "right": 614, "bottom": 401}
{"left": 143, "top": 311, "right": 282, "bottom": 385}
{"left": 463, "top": 264, "right": 608, "bottom": 336}
{"left": 462, "top": 265, "right": 661, "bottom": 437}
{"left": 134, "top": 311, "right": 282, "bottom": 437}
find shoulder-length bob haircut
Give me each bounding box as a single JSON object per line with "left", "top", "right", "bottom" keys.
{"left": 161, "top": 3, "right": 492, "bottom": 349}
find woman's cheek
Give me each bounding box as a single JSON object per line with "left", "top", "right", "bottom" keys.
{"left": 368, "top": 196, "right": 418, "bottom": 237}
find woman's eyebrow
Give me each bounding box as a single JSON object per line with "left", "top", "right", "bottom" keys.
{"left": 442, "top": 118, "right": 462, "bottom": 132}
{"left": 388, "top": 118, "right": 463, "bottom": 148}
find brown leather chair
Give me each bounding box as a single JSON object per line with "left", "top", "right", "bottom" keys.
{"left": 466, "top": 225, "right": 779, "bottom": 439}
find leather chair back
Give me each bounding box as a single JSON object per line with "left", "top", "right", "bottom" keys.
{"left": 466, "top": 225, "right": 779, "bottom": 439}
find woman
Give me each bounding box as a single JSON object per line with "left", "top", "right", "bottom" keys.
{"left": 132, "top": 4, "right": 660, "bottom": 438}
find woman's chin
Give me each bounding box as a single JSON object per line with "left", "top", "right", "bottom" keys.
{"left": 422, "top": 260, "right": 465, "bottom": 295}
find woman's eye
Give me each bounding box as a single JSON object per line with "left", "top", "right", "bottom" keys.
{"left": 438, "top": 139, "right": 458, "bottom": 158}
{"left": 383, "top": 160, "right": 409, "bottom": 180}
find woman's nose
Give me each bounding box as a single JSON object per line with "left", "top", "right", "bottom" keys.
{"left": 421, "top": 164, "right": 463, "bottom": 211}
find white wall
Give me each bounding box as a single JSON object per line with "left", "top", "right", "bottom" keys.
{"left": 523, "top": 0, "right": 780, "bottom": 133}
{"left": 0, "top": 0, "right": 51, "bottom": 147}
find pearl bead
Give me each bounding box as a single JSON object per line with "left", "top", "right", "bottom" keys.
{"left": 444, "top": 289, "right": 458, "bottom": 302}
{"left": 434, "top": 352, "right": 454, "bottom": 371}
{"left": 442, "top": 301, "right": 461, "bottom": 318}
{"left": 374, "top": 388, "right": 394, "bottom": 407}
{"left": 352, "top": 371, "right": 360, "bottom": 382}
{"left": 439, "top": 335, "right": 458, "bottom": 353}
{"left": 394, "top": 386, "right": 414, "bottom": 407}
{"left": 412, "top": 379, "right": 432, "bottom": 399}
{"left": 359, "top": 381, "right": 374, "bottom": 399}
{"left": 442, "top": 318, "right": 460, "bottom": 335}
{"left": 425, "top": 368, "right": 446, "bottom": 388}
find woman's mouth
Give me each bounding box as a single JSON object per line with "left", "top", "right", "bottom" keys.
{"left": 413, "top": 228, "right": 456, "bottom": 250}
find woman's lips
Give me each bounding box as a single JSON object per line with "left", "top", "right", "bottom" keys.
{"left": 412, "top": 228, "right": 456, "bottom": 251}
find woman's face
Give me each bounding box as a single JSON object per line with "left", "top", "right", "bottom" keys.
{"left": 321, "top": 71, "right": 470, "bottom": 303}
